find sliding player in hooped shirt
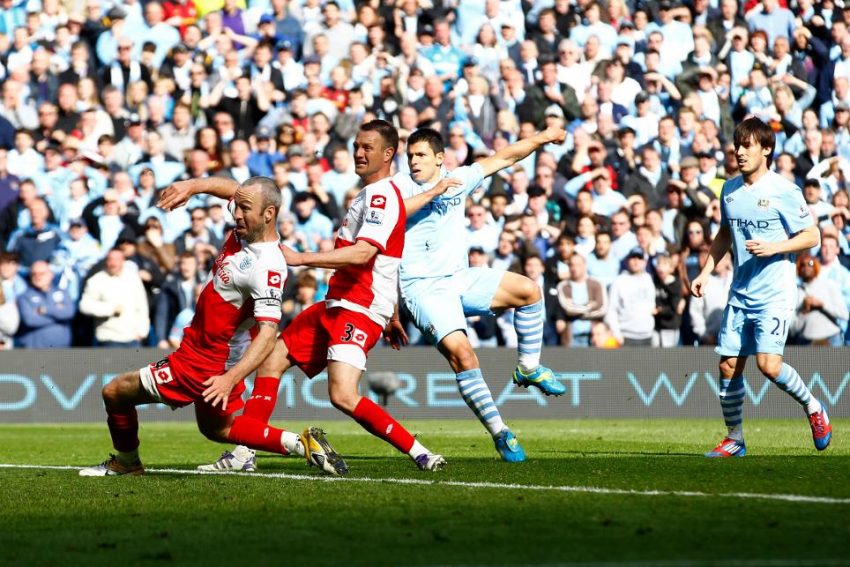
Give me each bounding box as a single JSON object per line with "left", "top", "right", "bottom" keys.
{"left": 161, "top": 120, "right": 457, "bottom": 472}
{"left": 691, "top": 117, "right": 831, "bottom": 458}
{"left": 392, "top": 126, "right": 567, "bottom": 462}
{"left": 80, "top": 177, "right": 345, "bottom": 476}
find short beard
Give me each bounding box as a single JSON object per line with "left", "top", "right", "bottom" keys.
{"left": 244, "top": 224, "right": 265, "bottom": 243}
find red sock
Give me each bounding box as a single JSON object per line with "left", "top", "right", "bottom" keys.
{"left": 228, "top": 415, "right": 287, "bottom": 455}
{"left": 352, "top": 397, "right": 415, "bottom": 454}
{"left": 242, "top": 376, "right": 279, "bottom": 423}
{"left": 107, "top": 408, "right": 139, "bottom": 452}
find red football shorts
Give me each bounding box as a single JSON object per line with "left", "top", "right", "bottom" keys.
{"left": 281, "top": 302, "right": 383, "bottom": 378}
{"left": 139, "top": 353, "right": 246, "bottom": 415}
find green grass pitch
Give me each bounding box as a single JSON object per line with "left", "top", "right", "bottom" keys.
{"left": 1, "top": 419, "right": 848, "bottom": 567}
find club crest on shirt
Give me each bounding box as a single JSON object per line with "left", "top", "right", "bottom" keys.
{"left": 366, "top": 209, "right": 385, "bottom": 225}
{"left": 267, "top": 271, "right": 283, "bottom": 288}
{"left": 757, "top": 199, "right": 770, "bottom": 210}
{"left": 370, "top": 195, "right": 386, "bottom": 209}
{"left": 238, "top": 256, "right": 253, "bottom": 271}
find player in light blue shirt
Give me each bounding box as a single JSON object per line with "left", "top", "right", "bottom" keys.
{"left": 691, "top": 117, "right": 831, "bottom": 458}
{"left": 394, "top": 127, "right": 567, "bottom": 462}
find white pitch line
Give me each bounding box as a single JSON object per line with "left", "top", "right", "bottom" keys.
{"left": 2, "top": 463, "right": 849, "bottom": 506}
{"left": 430, "top": 561, "right": 850, "bottom": 567}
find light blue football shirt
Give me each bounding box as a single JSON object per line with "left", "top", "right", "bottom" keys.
{"left": 720, "top": 170, "right": 813, "bottom": 310}
{"left": 392, "top": 164, "right": 484, "bottom": 284}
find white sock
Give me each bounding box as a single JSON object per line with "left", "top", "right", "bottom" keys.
{"left": 282, "top": 431, "right": 304, "bottom": 456}
{"left": 806, "top": 398, "right": 823, "bottom": 416}
{"left": 726, "top": 425, "right": 744, "bottom": 442}
{"left": 407, "top": 439, "right": 428, "bottom": 459}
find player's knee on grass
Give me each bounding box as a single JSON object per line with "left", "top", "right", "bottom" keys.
{"left": 196, "top": 416, "right": 231, "bottom": 443}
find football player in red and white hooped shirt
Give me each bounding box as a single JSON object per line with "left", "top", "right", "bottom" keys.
{"left": 160, "top": 121, "right": 457, "bottom": 471}
{"left": 81, "top": 178, "right": 342, "bottom": 476}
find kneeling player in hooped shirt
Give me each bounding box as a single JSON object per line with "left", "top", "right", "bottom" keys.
{"left": 159, "top": 120, "right": 459, "bottom": 471}
{"left": 81, "top": 177, "right": 345, "bottom": 476}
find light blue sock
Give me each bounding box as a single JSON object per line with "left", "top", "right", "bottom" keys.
{"left": 515, "top": 299, "right": 544, "bottom": 373}
{"left": 719, "top": 377, "right": 745, "bottom": 442}
{"left": 456, "top": 368, "right": 505, "bottom": 436}
{"left": 773, "top": 363, "right": 820, "bottom": 414}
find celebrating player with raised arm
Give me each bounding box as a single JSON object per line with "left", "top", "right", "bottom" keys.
{"left": 160, "top": 120, "right": 458, "bottom": 472}
{"left": 393, "top": 126, "right": 567, "bottom": 462}
{"left": 81, "top": 177, "right": 346, "bottom": 476}
{"left": 690, "top": 117, "right": 831, "bottom": 458}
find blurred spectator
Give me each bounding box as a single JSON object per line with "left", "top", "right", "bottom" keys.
{"left": 6, "top": 198, "right": 62, "bottom": 271}
{"left": 466, "top": 203, "right": 500, "bottom": 255}
{"left": 688, "top": 253, "right": 733, "bottom": 346}
{"left": 605, "top": 247, "right": 655, "bottom": 346}
{"left": 609, "top": 210, "right": 639, "bottom": 263}
{"left": 0, "top": 253, "right": 26, "bottom": 301}
{"left": 175, "top": 207, "right": 222, "bottom": 256}
{"left": 590, "top": 320, "right": 620, "bottom": 349}
{"left": 465, "top": 246, "right": 499, "bottom": 347}
{"left": 556, "top": 253, "right": 607, "bottom": 347}
{"left": 292, "top": 192, "right": 333, "bottom": 252}
{"left": 155, "top": 252, "right": 201, "bottom": 349}
{"left": 623, "top": 145, "right": 669, "bottom": 208}
{"left": 791, "top": 254, "right": 848, "bottom": 346}
{"left": 652, "top": 251, "right": 683, "bottom": 347}
{"left": 0, "top": 282, "right": 18, "bottom": 349}
{"left": 0, "top": 148, "right": 21, "bottom": 213}
{"left": 79, "top": 248, "right": 149, "bottom": 347}
{"left": 81, "top": 189, "right": 138, "bottom": 251}
{"left": 585, "top": 230, "right": 620, "bottom": 289}
{"left": 15, "top": 260, "right": 74, "bottom": 348}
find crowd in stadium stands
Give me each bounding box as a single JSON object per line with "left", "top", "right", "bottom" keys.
{"left": 1, "top": 0, "right": 850, "bottom": 351}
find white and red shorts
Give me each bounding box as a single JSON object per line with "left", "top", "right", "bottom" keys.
{"left": 280, "top": 303, "right": 383, "bottom": 378}
{"left": 139, "top": 353, "right": 246, "bottom": 415}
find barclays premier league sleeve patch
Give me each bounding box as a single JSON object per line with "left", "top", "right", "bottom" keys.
{"left": 366, "top": 194, "right": 387, "bottom": 225}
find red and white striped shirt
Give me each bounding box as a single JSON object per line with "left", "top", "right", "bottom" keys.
{"left": 325, "top": 178, "right": 405, "bottom": 327}
{"left": 176, "top": 233, "right": 286, "bottom": 373}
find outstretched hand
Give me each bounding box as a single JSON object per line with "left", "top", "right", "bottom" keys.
{"left": 158, "top": 181, "right": 195, "bottom": 211}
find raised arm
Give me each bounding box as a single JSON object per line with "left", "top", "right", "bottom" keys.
{"left": 403, "top": 177, "right": 463, "bottom": 215}
{"left": 476, "top": 127, "right": 566, "bottom": 178}
{"left": 158, "top": 177, "right": 240, "bottom": 210}
{"left": 282, "top": 240, "right": 378, "bottom": 269}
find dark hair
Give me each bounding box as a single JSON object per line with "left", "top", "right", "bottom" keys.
{"left": 733, "top": 117, "right": 775, "bottom": 167}
{"left": 360, "top": 119, "right": 399, "bottom": 157}
{"left": 803, "top": 178, "right": 821, "bottom": 189}
{"left": 407, "top": 127, "right": 444, "bottom": 155}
